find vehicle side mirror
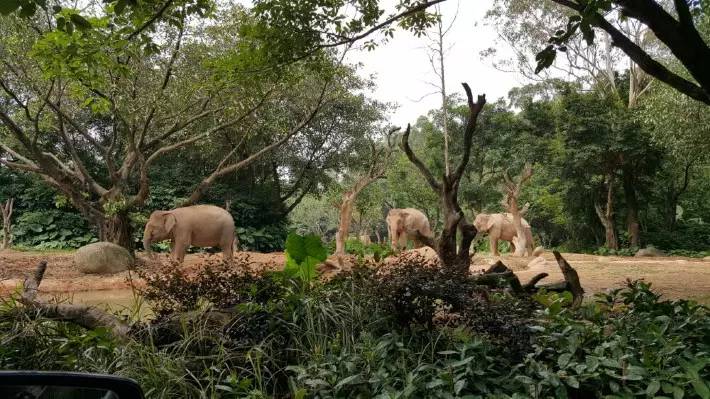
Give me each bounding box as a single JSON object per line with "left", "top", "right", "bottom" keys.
{"left": 0, "top": 371, "right": 144, "bottom": 399}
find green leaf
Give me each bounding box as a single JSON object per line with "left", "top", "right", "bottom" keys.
{"left": 0, "top": 0, "right": 21, "bottom": 15}
{"left": 454, "top": 379, "right": 466, "bottom": 394}
{"left": 69, "top": 13, "right": 92, "bottom": 30}
{"left": 692, "top": 379, "right": 710, "bottom": 399}
{"left": 334, "top": 374, "right": 362, "bottom": 390}
{"left": 19, "top": 2, "right": 37, "bottom": 17}
{"left": 304, "top": 233, "right": 327, "bottom": 261}
{"left": 646, "top": 380, "right": 661, "bottom": 396}
{"left": 114, "top": 0, "right": 127, "bottom": 14}
{"left": 285, "top": 232, "right": 307, "bottom": 263}
{"left": 558, "top": 353, "right": 573, "bottom": 368}
{"left": 566, "top": 376, "right": 579, "bottom": 389}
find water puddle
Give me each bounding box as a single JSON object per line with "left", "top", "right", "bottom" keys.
{"left": 38, "top": 288, "right": 153, "bottom": 320}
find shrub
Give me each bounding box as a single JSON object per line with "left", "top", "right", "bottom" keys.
{"left": 518, "top": 280, "right": 710, "bottom": 397}
{"left": 593, "top": 246, "right": 636, "bottom": 256}
{"left": 371, "top": 253, "right": 537, "bottom": 357}
{"left": 136, "top": 256, "right": 287, "bottom": 315}
{"left": 12, "top": 210, "right": 95, "bottom": 249}
{"left": 646, "top": 221, "right": 710, "bottom": 252}
{"left": 329, "top": 237, "right": 394, "bottom": 261}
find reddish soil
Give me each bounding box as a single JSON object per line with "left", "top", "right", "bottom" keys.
{"left": 0, "top": 249, "right": 285, "bottom": 294}
{"left": 2, "top": 248, "right": 709, "bottom": 306}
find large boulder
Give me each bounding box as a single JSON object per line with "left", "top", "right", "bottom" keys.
{"left": 74, "top": 242, "right": 133, "bottom": 274}
{"left": 635, "top": 246, "right": 667, "bottom": 257}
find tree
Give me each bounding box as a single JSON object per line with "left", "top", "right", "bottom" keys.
{"left": 401, "top": 82, "right": 486, "bottom": 275}
{"left": 640, "top": 75, "right": 710, "bottom": 229}
{"left": 539, "top": 0, "right": 710, "bottom": 105}
{"left": 334, "top": 128, "right": 398, "bottom": 255}
{"left": 502, "top": 164, "right": 533, "bottom": 256}
{"left": 0, "top": 5, "right": 347, "bottom": 249}
{"left": 1, "top": 198, "right": 12, "bottom": 249}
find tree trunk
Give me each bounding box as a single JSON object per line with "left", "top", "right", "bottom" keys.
{"left": 335, "top": 193, "right": 355, "bottom": 256}
{"left": 502, "top": 165, "right": 533, "bottom": 256}
{"left": 622, "top": 167, "right": 640, "bottom": 248}
{"left": 664, "top": 188, "right": 678, "bottom": 230}
{"left": 1, "top": 198, "right": 13, "bottom": 249}
{"left": 594, "top": 174, "right": 618, "bottom": 250}
{"left": 99, "top": 212, "right": 134, "bottom": 251}
{"left": 334, "top": 177, "right": 376, "bottom": 256}
{"left": 400, "top": 83, "right": 486, "bottom": 276}
{"left": 434, "top": 177, "right": 478, "bottom": 275}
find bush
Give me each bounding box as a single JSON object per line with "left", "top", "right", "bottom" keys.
{"left": 3, "top": 248, "right": 709, "bottom": 398}
{"left": 12, "top": 210, "right": 95, "bottom": 249}
{"left": 328, "top": 237, "right": 393, "bottom": 261}
{"left": 519, "top": 281, "right": 710, "bottom": 398}
{"left": 136, "top": 257, "right": 287, "bottom": 315}
{"left": 593, "top": 246, "right": 636, "bottom": 256}
{"left": 646, "top": 221, "right": 710, "bottom": 252}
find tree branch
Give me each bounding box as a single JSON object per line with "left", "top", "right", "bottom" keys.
{"left": 19, "top": 261, "right": 131, "bottom": 339}
{"left": 549, "top": 0, "right": 710, "bottom": 104}
{"left": 126, "top": 0, "right": 174, "bottom": 41}
{"left": 453, "top": 83, "right": 486, "bottom": 181}
{"left": 400, "top": 124, "right": 442, "bottom": 191}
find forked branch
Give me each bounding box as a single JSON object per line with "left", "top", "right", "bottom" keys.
{"left": 19, "top": 261, "right": 131, "bottom": 339}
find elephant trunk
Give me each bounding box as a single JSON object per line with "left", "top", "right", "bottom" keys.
{"left": 143, "top": 234, "right": 153, "bottom": 256}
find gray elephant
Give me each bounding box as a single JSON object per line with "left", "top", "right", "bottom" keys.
{"left": 143, "top": 205, "right": 236, "bottom": 263}
{"left": 386, "top": 208, "right": 434, "bottom": 252}
{"left": 473, "top": 212, "right": 533, "bottom": 256}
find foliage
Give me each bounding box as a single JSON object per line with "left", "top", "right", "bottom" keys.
{"left": 12, "top": 210, "right": 95, "bottom": 249}
{"left": 593, "top": 246, "right": 636, "bottom": 257}
{"left": 520, "top": 281, "right": 710, "bottom": 398}
{"left": 283, "top": 232, "right": 328, "bottom": 283}
{"left": 136, "top": 257, "right": 287, "bottom": 315}
{"left": 327, "top": 237, "right": 393, "bottom": 262}
{"left": 3, "top": 254, "right": 710, "bottom": 398}
{"left": 645, "top": 222, "right": 710, "bottom": 252}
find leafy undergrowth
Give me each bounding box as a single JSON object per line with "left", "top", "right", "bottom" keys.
{"left": 1, "top": 252, "right": 709, "bottom": 398}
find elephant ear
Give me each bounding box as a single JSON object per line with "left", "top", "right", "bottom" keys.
{"left": 163, "top": 212, "right": 177, "bottom": 233}
{"left": 485, "top": 216, "right": 496, "bottom": 232}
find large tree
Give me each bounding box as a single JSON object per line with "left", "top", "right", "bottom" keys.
{"left": 0, "top": 5, "right": 349, "bottom": 249}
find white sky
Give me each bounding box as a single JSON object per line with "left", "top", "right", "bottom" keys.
{"left": 345, "top": 0, "right": 528, "bottom": 125}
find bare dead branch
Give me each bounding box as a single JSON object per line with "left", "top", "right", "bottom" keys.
{"left": 400, "top": 124, "right": 442, "bottom": 191}
{"left": 19, "top": 261, "right": 131, "bottom": 339}
{"left": 552, "top": 251, "right": 584, "bottom": 308}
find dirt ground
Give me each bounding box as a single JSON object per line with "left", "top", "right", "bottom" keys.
{"left": 1, "top": 248, "right": 709, "bottom": 307}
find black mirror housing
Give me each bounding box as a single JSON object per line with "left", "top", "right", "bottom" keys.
{"left": 0, "top": 371, "right": 144, "bottom": 399}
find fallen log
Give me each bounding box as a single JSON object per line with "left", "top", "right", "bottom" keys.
{"left": 478, "top": 252, "right": 584, "bottom": 305}
{"left": 19, "top": 261, "right": 131, "bottom": 340}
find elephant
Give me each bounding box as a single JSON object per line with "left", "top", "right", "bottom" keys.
{"left": 386, "top": 208, "right": 433, "bottom": 252}
{"left": 473, "top": 212, "right": 533, "bottom": 256}
{"left": 143, "top": 204, "right": 236, "bottom": 263}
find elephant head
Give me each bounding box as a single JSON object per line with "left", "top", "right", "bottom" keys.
{"left": 143, "top": 211, "right": 177, "bottom": 255}
{"left": 473, "top": 213, "right": 494, "bottom": 233}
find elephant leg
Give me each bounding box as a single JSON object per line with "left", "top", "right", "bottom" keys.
{"left": 221, "top": 236, "right": 234, "bottom": 263}
{"left": 490, "top": 237, "right": 499, "bottom": 256}
{"left": 399, "top": 233, "right": 408, "bottom": 251}
{"left": 171, "top": 239, "right": 189, "bottom": 263}
{"left": 510, "top": 239, "right": 516, "bottom": 254}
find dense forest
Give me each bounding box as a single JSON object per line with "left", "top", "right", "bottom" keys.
{"left": 1, "top": 0, "right": 710, "bottom": 397}
{"left": 1, "top": 0, "right": 708, "bottom": 256}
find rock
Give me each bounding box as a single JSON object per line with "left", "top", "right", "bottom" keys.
{"left": 634, "top": 246, "right": 666, "bottom": 257}
{"left": 532, "top": 246, "right": 544, "bottom": 257}
{"left": 74, "top": 242, "right": 133, "bottom": 274}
